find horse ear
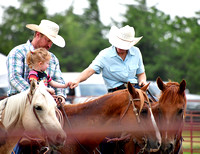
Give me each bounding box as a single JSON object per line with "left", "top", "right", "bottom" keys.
{"left": 127, "top": 82, "right": 137, "bottom": 98}
{"left": 30, "top": 79, "right": 37, "bottom": 95}
{"left": 157, "top": 77, "right": 166, "bottom": 91}
{"left": 179, "top": 79, "right": 186, "bottom": 95}
{"left": 140, "top": 82, "right": 150, "bottom": 91}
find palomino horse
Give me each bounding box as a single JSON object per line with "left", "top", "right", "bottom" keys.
{"left": 56, "top": 82, "right": 161, "bottom": 154}
{"left": 0, "top": 80, "right": 66, "bottom": 154}
{"left": 0, "top": 121, "right": 7, "bottom": 146}
{"left": 124, "top": 77, "right": 187, "bottom": 154}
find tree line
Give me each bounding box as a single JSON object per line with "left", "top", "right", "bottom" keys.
{"left": 0, "top": 0, "right": 200, "bottom": 94}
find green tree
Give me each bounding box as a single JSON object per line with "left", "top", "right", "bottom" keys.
{"left": 173, "top": 17, "right": 200, "bottom": 93}
{"left": 121, "top": 0, "right": 175, "bottom": 80}
{"left": 0, "top": 0, "right": 48, "bottom": 55}
{"left": 121, "top": 0, "right": 200, "bottom": 93}
{"left": 50, "top": 0, "right": 109, "bottom": 72}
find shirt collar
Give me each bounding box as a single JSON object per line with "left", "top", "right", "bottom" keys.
{"left": 109, "top": 46, "right": 136, "bottom": 57}
{"left": 26, "top": 40, "right": 35, "bottom": 51}
{"left": 129, "top": 47, "right": 136, "bottom": 56}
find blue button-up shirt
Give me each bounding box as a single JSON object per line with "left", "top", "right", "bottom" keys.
{"left": 6, "top": 40, "right": 66, "bottom": 97}
{"left": 89, "top": 46, "right": 145, "bottom": 89}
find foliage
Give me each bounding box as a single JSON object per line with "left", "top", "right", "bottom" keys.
{"left": 0, "top": 0, "right": 200, "bottom": 93}
{"left": 0, "top": 0, "right": 48, "bottom": 55}
{"left": 120, "top": 0, "right": 200, "bottom": 93}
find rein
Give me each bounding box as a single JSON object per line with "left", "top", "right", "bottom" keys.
{"left": 58, "top": 98, "right": 90, "bottom": 154}
{"left": 119, "top": 92, "right": 151, "bottom": 153}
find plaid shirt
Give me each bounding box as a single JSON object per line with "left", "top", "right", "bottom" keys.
{"left": 6, "top": 40, "right": 66, "bottom": 97}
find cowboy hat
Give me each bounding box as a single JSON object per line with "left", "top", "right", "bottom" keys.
{"left": 26, "top": 19, "right": 65, "bottom": 48}
{"left": 109, "top": 25, "right": 142, "bottom": 50}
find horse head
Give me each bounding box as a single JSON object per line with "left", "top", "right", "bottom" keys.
{"left": 156, "top": 77, "right": 186, "bottom": 153}
{"left": 22, "top": 80, "right": 66, "bottom": 150}
{"left": 123, "top": 82, "right": 161, "bottom": 152}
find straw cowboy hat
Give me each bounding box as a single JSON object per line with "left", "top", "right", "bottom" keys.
{"left": 26, "top": 19, "right": 65, "bottom": 48}
{"left": 109, "top": 25, "right": 143, "bottom": 50}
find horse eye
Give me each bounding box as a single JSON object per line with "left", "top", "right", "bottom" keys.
{"left": 141, "top": 109, "right": 148, "bottom": 117}
{"left": 177, "top": 109, "right": 183, "bottom": 115}
{"left": 35, "top": 105, "right": 42, "bottom": 111}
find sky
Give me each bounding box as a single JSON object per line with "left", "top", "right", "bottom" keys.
{"left": 0, "top": 0, "right": 199, "bottom": 25}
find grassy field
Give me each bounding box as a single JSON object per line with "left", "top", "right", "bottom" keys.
{"left": 182, "top": 129, "right": 200, "bottom": 154}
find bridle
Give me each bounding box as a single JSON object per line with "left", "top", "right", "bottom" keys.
{"left": 26, "top": 93, "right": 50, "bottom": 153}
{"left": 58, "top": 90, "right": 151, "bottom": 154}
{"left": 57, "top": 96, "right": 91, "bottom": 154}
{"left": 157, "top": 95, "right": 186, "bottom": 154}
{"left": 120, "top": 91, "right": 151, "bottom": 154}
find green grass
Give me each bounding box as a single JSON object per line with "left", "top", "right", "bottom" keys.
{"left": 182, "top": 130, "right": 200, "bottom": 154}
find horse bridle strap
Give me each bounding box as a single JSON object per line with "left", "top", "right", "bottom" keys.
{"left": 119, "top": 92, "right": 150, "bottom": 153}
{"left": 120, "top": 93, "right": 150, "bottom": 123}
{"left": 27, "top": 94, "right": 49, "bottom": 149}
{"left": 120, "top": 93, "right": 140, "bottom": 123}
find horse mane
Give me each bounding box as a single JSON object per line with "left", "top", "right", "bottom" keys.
{"left": 2, "top": 90, "right": 28, "bottom": 130}
{"left": 159, "top": 82, "right": 186, "bottom": 105}
{"left": 66, "top": 88, "right": 148, "bottom": 117}
{"left": 66, "top": 90, "right": 128, "bottom": 115}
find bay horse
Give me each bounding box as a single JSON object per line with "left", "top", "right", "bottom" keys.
{"left": 0, "top": 80, "right": 66, "bottom": 154}
{"left": 124, "top": 77, "right": 187, "bottom": 154}
{"left": 56, "top": 82, "right": 161, "bottom": 154}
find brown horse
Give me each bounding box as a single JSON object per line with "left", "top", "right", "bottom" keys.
{"left": 124, "top": 77, "right": 187, "bottom": 154}
{"left": 56, "top": 82, "right": 161, "bottom": 154}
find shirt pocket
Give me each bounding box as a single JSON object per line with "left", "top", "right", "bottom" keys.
{"left": 109, "top": 65, "right": 125, "bottom": 72}
{"left": 128, "top": 65, "right": 138, "bottom": 74}
{"left": 109, "top": 65, "right": 128, "bottom": 79}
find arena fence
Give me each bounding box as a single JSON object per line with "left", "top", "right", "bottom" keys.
{"left": 183, "top": 111, "right": 200, "bottom": 154}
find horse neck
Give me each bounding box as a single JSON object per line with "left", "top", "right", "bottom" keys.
{"left": 64, "top": 91, "right": 129, "bottom": 131}
{"left": 67, "top": 91, "right": 128, "bottom": 115}
{"left": 2, "top": 92, "right": 27, "bottom": 130}
{"left": 62, "top": 91, "right": 130, "bottom": 151}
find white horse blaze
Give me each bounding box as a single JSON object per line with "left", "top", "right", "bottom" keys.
{"left": 149, "top": 108, "right": 161, "bottom": 144}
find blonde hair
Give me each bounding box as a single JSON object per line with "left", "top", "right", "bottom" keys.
{"left": 26, "top": 48, "right": 51, "bottom": 69}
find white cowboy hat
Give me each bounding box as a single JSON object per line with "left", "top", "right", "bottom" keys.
{"left": 26, "top": 19, "right": 65, "bottom": 48}
{"left": 109, "top": 25, "right": 143, "bottom": 50}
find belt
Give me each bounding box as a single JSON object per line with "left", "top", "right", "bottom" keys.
{"left": 108, "top": 83, "right": 136, "bottom": 93}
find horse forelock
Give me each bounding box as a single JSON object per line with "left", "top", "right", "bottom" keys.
{"left": 159, "top": 83, "right": 186, "bottom": 105}
{"left": 34, "top": 86, "right": 57, "bottom": 110}
{"left": 135, "top": 89, "right": 148, "bottom": 114}
{"left": 2, "top": 90, "right": 28, "bottom": 129}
